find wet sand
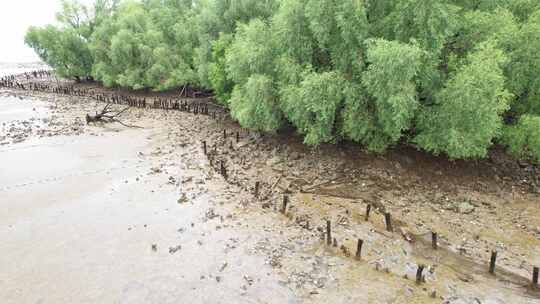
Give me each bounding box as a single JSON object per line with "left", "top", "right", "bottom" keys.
{"left": 1, "top": 74, "right": 540, "bottom": 303}
{"left": 0, "top": 100, "right": 294, "bottom": 303}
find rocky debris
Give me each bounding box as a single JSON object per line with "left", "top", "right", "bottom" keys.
{"left": 219, "top": 262, "right": 228, "bottom": 272}
{"left": 204, "top": 208, "right": 220, "bottom": 221}
{"left": 150, "top": 167, "right": 162, "bottom": 174}
{"left": 295, "top": 215, "right": 311, "bottom": 230}
{"left": 177, "top": 193, "right": 189, "bottom": 204}
{"left": 243, "top": 275, "right": 254, "bottom": 286}
{"left": 169, "top": 245, "right": 182, "bottom": 254}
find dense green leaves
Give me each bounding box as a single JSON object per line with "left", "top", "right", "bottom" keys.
{"left": 361, "top": 39, "right": 422, "bottom": 150}
{"left": 209, "top": 34, "right": 234, "bottom": 104}
{"left": 504, "top": 10, "right": 540, "bottom": 115}
{"left": 281, "top": 71, "right": 346, "bottom": 145}
{"left": 225, "top": 19, "right": 276, "bottom": 85}
{"left": 25, "top": 0, "right": 540, "bottom": 163}
{"left": 415, "top": 42, "right": 511, "bottom": 159}
{"left": 24, "top": 0, "right": 115, "bottom": 80}
{"left": 25, "top": 26, "right": 93, "bottom": 79}
{"left": 229, "top": 74, "right": 283, "bottom": 132}
{"left": 502, "top": 115, "right": 540, "bottom": 163}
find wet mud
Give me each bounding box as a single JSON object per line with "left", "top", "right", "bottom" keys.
{"left": 1, "top": 70, "right": 539, "bottom": 303}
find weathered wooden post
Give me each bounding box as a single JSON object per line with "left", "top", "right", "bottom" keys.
{"left": 326, "top": 220, "right": 332, "bottom": 246}
{"left": 384, "top": 212, "right": 393, "bottom": 232}
{"left": 254, "top": 181, "right": 260, "bottom": 198}
{"left": 355, "top": 239, "right": 364, "bottom": 260}
{"left": 416, "top": 265, "right": 425, "bottom": 284}
{"left": 280, "top": 195, "right": 289, "bottom": 214}
{"left": 489, "top": 251, "right": 497, "bottom": 275}
{"left": 432, "top": 232, "right": 438, "bottom": 250}
{"left": 533, "top": 267, "right": 539, "bottom": 288}
{"left": 220, "top": 160, "right": 227, "bottom": 180}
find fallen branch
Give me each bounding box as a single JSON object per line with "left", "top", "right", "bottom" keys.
{"left": 85, "top": 103, "right": 142, "bottom": 128}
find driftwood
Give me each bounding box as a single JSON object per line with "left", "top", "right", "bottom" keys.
{"left": 85, "top": 103, "right": 142, "bottom": 128}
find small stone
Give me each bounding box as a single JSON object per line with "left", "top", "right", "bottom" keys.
{"left": 169, "top": 245, "right": 182, "bottom": 254}
{"left": 219, "top": 262, "right": 228, "bottom": 272}
{"left": 177, "top": 193, "right": 189, "bottom": 204}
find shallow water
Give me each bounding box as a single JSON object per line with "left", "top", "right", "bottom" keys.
{"left": 0, "top": 99, "right": 295, "bottom": 303}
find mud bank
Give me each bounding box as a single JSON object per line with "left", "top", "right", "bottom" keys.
{"left": 1, "top": 75, "right": 539, "bottom": 303}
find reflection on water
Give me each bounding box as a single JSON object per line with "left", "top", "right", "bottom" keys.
{"left": 0, "top": 62, "right": 48, "bottom": 77}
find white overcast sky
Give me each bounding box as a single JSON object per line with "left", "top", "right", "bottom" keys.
{"left": 0, "top": 1, "right": 63, "bottom": 62}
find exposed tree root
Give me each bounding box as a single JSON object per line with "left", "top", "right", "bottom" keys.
{"left": 85, "top": 103, "right": 143, "bottom": 128}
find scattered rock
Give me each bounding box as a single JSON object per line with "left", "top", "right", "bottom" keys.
{"left": 169, "top": 245, "right": 182, "bottom": 254}
{"left": 219, "top": 262, "right": 228, "bottom": 272}
{"left": 177, "top": 193, "right": 189, "bottom": 204}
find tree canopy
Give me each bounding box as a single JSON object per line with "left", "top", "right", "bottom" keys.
{"left": 26, "top": 0, "right": 540, "bottom": 163}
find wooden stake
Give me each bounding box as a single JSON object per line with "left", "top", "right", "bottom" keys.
{"left": 384, "top": 212, "right": 393, "bottom": 232}
{"left": 236, "top": 132, "right": 240, "bottom": 143}
{"left": 202, "top": 141, "right": 207, "bottom": 155}
{"left": 532, "top": 267, "right": 539, "bottom": 288}
{"left": 432, "top": 232, "right": 438, "bottom": 250}
{"left": 281, "top": 195, "right": 289, "bottom": 214}
{"left": 220, "top": 160, "right": 227, "bottom": 180}
{"left": 489, "top": 251, "right": 497, "bottom": 275}
{"left": 356, "top": 239, "right": 364, "bottom": 260}
{"left": 223, "top": 129, "right": 227, "bottom": 140}
{"left": 254, "top": 181, "right": 260, "bottom": 198}
{"left": 416, "top": 265, "right": 425, "bottom": 284}
{"left": 365, "top": 204, "right": 371, "bottom": 221}
{"left": 326, "top": 220, "right": 332, "bottom": 246}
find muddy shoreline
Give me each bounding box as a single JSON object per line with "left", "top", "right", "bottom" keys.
{"left": 1, "top": 73, "right": 539, "bottom": 303}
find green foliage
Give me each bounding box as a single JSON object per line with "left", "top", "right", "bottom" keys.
{"left": 192, "top": 0, "right": 278, "bottom": 87}
{"left": 380, "top": 0, "right": 459, "bottom": 96}
{"left": 305, "top": 0, "right": 369, "bottom": 79}
{"left": 361, "top": 39, "right": 423, "bottom": 150}
{"left": 24, "top": 0, "right": 111, "bottom": 79}
{"left": 26, "top": 26, "right": 93, "bottom": 79}
{"left": 415, "top": 42, "right": 511, "bottom": 159}
{"left": 388, "top": 0, "right": 458, "bottom": 55}
{"left": 452, "top": 8, "right": 518, "bottom": 57}
{"left": 25, "top": 0, "right": 540, "bottom": 162}
{"left": 209, "top": 33, "right": 234, "bottom": 104}
{"left": 90, "top": 0, "right": 199, "bottom": 90}
{"left": 504, "top": 9, "right": 540, "bottom": 115}
{"left": 271, "top": 0, "right": 315, "bottom": 66}
{"left": 502, "top": 115, "right": 540, "bottom": 163}
{"left": 341, "top": 83, "right": 386, "bottom": 152}
{"left": 229, "top": 74, "right": 283, "bottom": 132}
{"left": 225, "top": 19, "right": 276, "bottom": 85}
{"left": 281, "top": 71, "right": 346, "bottom": 146}
{"left": 506, "top": 0, "right": 540, "bottom": 21}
